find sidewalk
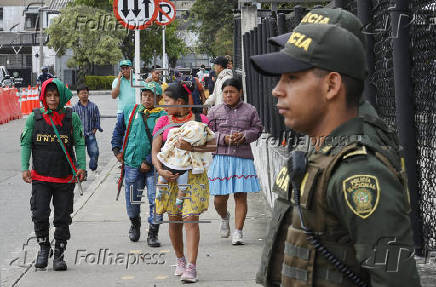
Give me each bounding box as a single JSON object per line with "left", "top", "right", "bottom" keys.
{"left": 8, "top": 159, "right": 271, "bottom": 287}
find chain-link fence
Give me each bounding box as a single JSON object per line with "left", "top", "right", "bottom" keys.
{"left": 368, "top": 0, "right": 398, "bottom": 132}
{"left": 409, "top": 0, "right": 436, "bottom": 250}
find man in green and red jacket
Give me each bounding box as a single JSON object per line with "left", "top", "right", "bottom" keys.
{"left": 20, "top": 78, "right": 86, "bottom": 271}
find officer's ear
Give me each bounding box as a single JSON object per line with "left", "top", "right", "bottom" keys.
{"left": 324, "top": 72, "right": 343, "bottom": 102}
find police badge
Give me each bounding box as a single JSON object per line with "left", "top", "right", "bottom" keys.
{"left": 343, "top": 175, "right": 380, "bottom": 219}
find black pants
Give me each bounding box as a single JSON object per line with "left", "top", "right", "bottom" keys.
{"left": 30, "top": 181, "right": 75, "bottom": 242}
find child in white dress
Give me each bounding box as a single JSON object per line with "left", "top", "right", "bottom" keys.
{"left": 157, "top": 120, "right": 215, "bottom": 210}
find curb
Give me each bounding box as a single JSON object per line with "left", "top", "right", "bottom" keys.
{"left": 0, "top": 158, "right": 118, "bottom": 287}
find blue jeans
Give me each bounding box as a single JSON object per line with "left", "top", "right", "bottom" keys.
{"left": 124, "top": 165, "right": 163, "bottom": 224}
{"left": 85, "top": 134, "right": 99, "bottom": 171}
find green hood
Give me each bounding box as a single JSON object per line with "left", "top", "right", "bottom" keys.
{"left": 39, "top": 78, "right": 72, "bottom": 112}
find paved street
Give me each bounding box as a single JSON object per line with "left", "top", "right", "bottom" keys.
{"left": 1, "top": 156, "right": 270, "bottom": 287}
{"left": 0, "top": 91, "right": 117, "bottom": 271}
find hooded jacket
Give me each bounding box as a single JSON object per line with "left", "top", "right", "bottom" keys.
{"left": 204, "top": 68, "right": 233, "bottom": 107}
{"left": 20, "top": 78, "right": 86, "bottom": 182}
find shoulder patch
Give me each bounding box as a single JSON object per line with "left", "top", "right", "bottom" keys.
{"left": 342, "top": 174, "right": 380, "bottom": 219}
{"left": 343, "top": 146, "right": 367, "bottom": 160}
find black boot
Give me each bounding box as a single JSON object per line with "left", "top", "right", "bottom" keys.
{"left": 129, "top": 216, "right": 141, "bottom": 242}
{"left": 53, "top": 241, "right": 67, "bottom": 271}
{"left": 34, "top": 237, "right": 52, "bottom": 269}
{"left": 147, "top": 224, "right": 161, "bottom": 247}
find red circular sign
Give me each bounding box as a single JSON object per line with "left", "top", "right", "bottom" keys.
{"left": 154, "top": 0, "right": 176, "bottom": 26}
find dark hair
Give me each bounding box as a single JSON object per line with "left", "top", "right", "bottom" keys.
{"left": 152, "top": 65, "right": 162, "bottom": 72}
{"left": 77, "top": 85, "right": 89, "bottom": 94}
{"left": 222, "top": 77, "right": 243, "bottom": 91}
{"left": 164, "top": 83, "right": 189, "bottom": 104}
{"left": 45, "top": 82, "right": 58, "bottom": 94}
{"left": 341, "top": 75, "right": 364, "bottom": 107}
{"left": 312, "top": 68, "right": 363, "bottom": 108}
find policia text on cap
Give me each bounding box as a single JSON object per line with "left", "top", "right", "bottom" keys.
{"left": 250, "top": 23, "right": 421, "bottom": 287}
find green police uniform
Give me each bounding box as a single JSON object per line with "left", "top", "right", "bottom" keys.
{"left": 281, "top": 116, "right": 420, "bottom": 287}
{"left": 255, "top": 8, "right": 380, "bottom": 286}
{"left": 251, "top": 14, "right": 421, "bottom": 287}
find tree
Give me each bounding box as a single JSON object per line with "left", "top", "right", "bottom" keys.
{"left": 190, "top": 0, "right": 234, "bottom": 56}
{"left": 73, "top": 0, "right": 113, "bottom": 10}
{"left": 70, "top": 0, "right": 187, "bottom": 68}
{"left": 47, "top": 5, "right": 124, "bottom": 83}
{"left": 119, "top": 21, "right": 187, "bottom": 68}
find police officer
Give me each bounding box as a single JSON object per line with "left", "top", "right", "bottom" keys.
{"left": 251, "top": 21, "right": 421, "bottom": 287}
{"left": 37, "top": 66, "right": 54, "bottom": 86}
{"left": 253, "top": 8, "right": 384, "bottom": 286}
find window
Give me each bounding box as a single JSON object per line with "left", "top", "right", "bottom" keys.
{"left": 25, "top": 12, "right": 38, "bottom": 31}
{"left": 0, "top": 8, "right": 3, "bottom": 31}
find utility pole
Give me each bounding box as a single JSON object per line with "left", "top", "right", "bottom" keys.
{"left": 39, "top": 7, "right": 44, "bottom": 74}
{"left": 162, "top": 26, "right": 166, "bottom": 82}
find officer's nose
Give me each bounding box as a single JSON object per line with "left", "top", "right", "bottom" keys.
{"left": 272, "top": 82, "right": 284, "bottom": 98}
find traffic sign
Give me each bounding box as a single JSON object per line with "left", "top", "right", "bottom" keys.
{"left": 154, "top": 0, "right": 176, "bottom": 26}
{"left": 113, "top": 0, "right": 159, "bottom": 30}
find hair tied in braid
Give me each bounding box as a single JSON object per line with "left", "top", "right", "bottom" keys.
{"left": 182, "top": 83, "right": 192, "bottom": 95}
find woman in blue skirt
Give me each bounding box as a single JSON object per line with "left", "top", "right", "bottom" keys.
{"left": 207, "top": 77, "right": 263, "bottom": 245}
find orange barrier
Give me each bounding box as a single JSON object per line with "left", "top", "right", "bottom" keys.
{"left": 19, "top": 86, "right": 42, "bottom": 115}
{"left": 0, "top": 87, "right": 22, "bottom": 124}
{"left": 20, "top": 87, "right": 30, "bottom": 115}
{"left": 65, "top": 84, "right": 72, "bottom": 107}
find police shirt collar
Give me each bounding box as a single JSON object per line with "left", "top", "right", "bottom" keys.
{"left": 317, "top": 117, "right": 365, "bottom": 152}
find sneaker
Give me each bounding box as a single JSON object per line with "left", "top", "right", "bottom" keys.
{"left": 219, "top": 212, "right": 230, "bottom": 238}
{"left": 174, "top": 256, "right": 186, "bottom": 276}
{"left": 181, "top": 263, "right": 198, "bottom": 283}
{"left": 232, "top": 230, "right": 244, "bottom": 245}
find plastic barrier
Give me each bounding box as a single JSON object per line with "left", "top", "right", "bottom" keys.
{"left": 0, "top": 87, "right": 22, "bottom": 124}
{"left": 19, "top": 86, "right": 42, "bottom": 115}
{"left": 20, "top": 87, "right": 30, "bottom": 115}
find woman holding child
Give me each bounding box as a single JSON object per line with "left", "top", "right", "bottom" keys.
{"left": 152, "top": 83, "right": 216, "bottom": 283}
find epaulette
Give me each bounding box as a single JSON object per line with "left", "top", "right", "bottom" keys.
{"left": 342, "top": 146, "right": 368, "bottom": 160}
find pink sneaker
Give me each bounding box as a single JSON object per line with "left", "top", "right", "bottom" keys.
{"left": 181, "top": 263, "right": 198, "bottom": 283}
{"left": 174, "top": 256, "right": 186, "bottom": 276}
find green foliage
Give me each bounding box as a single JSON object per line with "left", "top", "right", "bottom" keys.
{"left": 73, "top": 0, "right": 112, "bottom": 11}
{"left": 71, "top": 0, "right": 187, "bottom": 68}
{"left": 190, "top": 0, "right": 234, "bottom": 57}
{"left": 85, "top": 75, "right": 116, "bottom": 90}
{"left": 47, "top": 5, "right": 124, "bottom": 83}
{"left": 121, "top": 21, "right": 188, "bottom": 67}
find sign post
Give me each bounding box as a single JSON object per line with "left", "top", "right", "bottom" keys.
{"left": 162, "top": 26, "right": 166, "bottom": 82}
{"left": 113, "top": 0, "right": 158, "bottom": 104}
{"left": 135, "top": 29, "right": 141, "bottom": 103}
{"left": 113, "top": 0, "right": 176, "bottom": 101}
{"left": 155, "top": 0, "right": 176, "bottom": 83}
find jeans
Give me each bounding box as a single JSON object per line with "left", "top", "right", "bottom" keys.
{"left": 124, "top": 165, "right": 163, "bottom": 224}
{"left": 85, "top": 134, "right": 99, "bottom": 171}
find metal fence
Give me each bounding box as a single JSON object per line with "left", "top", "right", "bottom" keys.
{"left": 237, "top": 1, "right": 436, "bottom": 251}
{"left": 409, "top": 0, "right": 436, "bottom": 250}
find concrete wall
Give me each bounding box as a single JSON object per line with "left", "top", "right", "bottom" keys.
{"left": 3, "top": 6, "right": 25, "bottom": 31}
{"left": 251, "top": 137, "right": 291, "bottom": 208}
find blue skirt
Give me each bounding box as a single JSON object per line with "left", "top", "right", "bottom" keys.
{"left": 208, "top": 155, "right": 261, "bottom": 195}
